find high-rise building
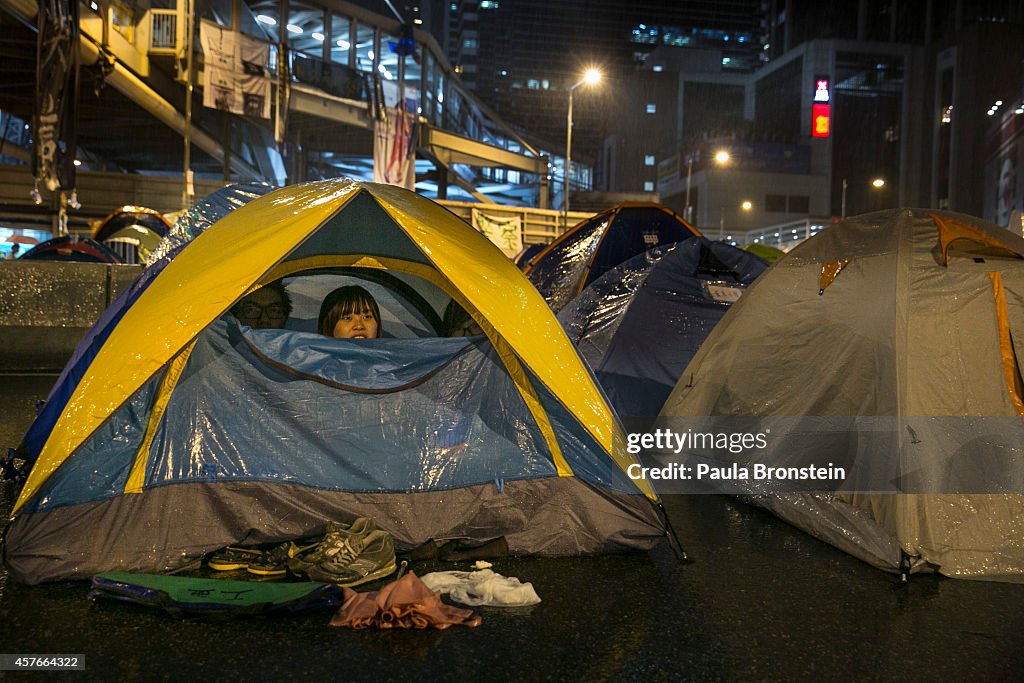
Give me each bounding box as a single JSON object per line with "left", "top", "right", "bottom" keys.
{"left": 444, "top": 1, "right": 768, "bottom": 167}
{"left": 601, "top": 0, "right": 1024, "bottom": 237}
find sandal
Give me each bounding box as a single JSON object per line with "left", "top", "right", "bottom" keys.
{"left": 207, "top": 546, "right": 266, "bottom": 571}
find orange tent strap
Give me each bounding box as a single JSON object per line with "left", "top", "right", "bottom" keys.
{"left": 818, "top": 259, "right": 851, "bottom": 294}
{"left": 988, "top": 271, "right": 1024, "bottom": 417}
{"left": 932, "top": 213, "right": 1023, "bottom": 266}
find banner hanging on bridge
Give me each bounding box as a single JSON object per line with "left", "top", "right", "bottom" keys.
{"left": 373, "top": 105, "right": 416, "bottom": 190}
{"left": 199, "top": 20, "right": 271, "bottom": 119}
{"left": 472, "top": 209, "right": 522, "bottom": 257}
{"left": 33, "top": 0, "right": 80, "bottom": 193}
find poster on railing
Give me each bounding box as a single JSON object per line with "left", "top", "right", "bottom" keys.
{"left": 472, "top": 209, "right": 522, "bottom": 257}
{"left": 199, "top": 20, "right": 270, "bottom": 119}
{"left": 373, "top": 106, "right": 416, "bottom": 190}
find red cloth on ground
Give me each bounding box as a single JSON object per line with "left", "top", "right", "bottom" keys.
{"left": 329, "top": 571, "right": 482, "bottom": 629}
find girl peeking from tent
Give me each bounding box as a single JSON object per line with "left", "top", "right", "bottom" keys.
{"left": 231, "top": 280, "right": 292, "bottom": 330}
{"left": 318, "top": 285, "right": 382, "bottom": 339}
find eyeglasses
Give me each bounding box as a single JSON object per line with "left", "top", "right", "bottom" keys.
{"left": 235, "top": 302, "right": 288, "bottom": 320}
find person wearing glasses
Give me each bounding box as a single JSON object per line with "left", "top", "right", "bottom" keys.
{"left": 231, "top": 280, "right": 292, "bottom": 330}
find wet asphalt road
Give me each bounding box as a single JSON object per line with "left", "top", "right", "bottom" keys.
{"left": 1, "top": 374, "right": 1024, "bottom": 681}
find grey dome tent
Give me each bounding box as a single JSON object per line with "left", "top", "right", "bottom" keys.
{"left": 662, "top": 209, "right": 1024, "bottom": 581}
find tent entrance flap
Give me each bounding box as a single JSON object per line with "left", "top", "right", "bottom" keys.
{"left": 263, "top": 254, "right": 580, "bottom": 475}
{"left": 933, "top": 213, "right": 1024, "bottom": 265}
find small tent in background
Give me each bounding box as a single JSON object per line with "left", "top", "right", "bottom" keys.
{"left": 743, "top": 243, "right": 786, "bottom": 264}
{"left": 662, "top": 209, "right": 1024, "bottom": 581}
{"left": 5, "top": 179, "right": 666, "bottom": 584}
{"left": 19, "top": 235, "right": 122, "bottom": 264}
{"left": 92, "top": 206, "right": 172, "bottom": 265}
{"left": 523, "top": 203, "right": 701, "bottom": 312}
{"left": 513, "top": 243, "right": 546, "bottom": 270}
{"left": 559, "top": 238, "right": 768, "bottom": 420}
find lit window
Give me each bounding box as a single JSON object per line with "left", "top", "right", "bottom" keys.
{"left": 542, "top": 79, "right": 549, "bottom": 89}
{"left": 646, "top": 103, "right": 656, "bottom": 114}
{"left": 480, "top": 0, "right": 499, "bottom": 8}
{"left": 527, "top": 79, "right": 539, "bottom": 89}
{"left": 644, "top": 181, "right": 655, "bottom": 192}
{"left": 644, "top": 155, "right": 655, "bottom": 166}
{"left": 463, "top": 38, "right": 478, "bottom": 49}
{"left": 652, "top": 65, "right": 663, "bottom": 72}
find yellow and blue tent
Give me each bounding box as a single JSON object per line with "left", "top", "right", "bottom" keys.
{"left": 5, "top": 179, "right": 666, "bottom": 584}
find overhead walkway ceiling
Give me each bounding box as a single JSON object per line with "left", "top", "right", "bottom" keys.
{"left": 0, "top": 0, "right": 549, "bottom": 207}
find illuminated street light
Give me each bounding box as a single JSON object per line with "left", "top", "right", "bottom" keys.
{"left": 564, "top": 66, "right": 603, "bottom": 228}
{"left": 715, "top": 150, "right": 731, "bottom": 165}
{"left": 871, "top": 177, "right": 886, "bottom": 189}
{"left": 741, "top": 200, "right": 753, "bottom": 211}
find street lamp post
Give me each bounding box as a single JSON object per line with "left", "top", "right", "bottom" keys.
{"left": 564, "top": 67, "right": 602, "bottom": 229}
{"left": 713, "top": 149, "right": 730, "bottom": 239}
{"left": 683, "top": 154, "right": 694, "bottom": 223}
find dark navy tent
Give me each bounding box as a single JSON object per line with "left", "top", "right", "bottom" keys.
{"left": 513, "top": 243, "right": 546, "bottom": 270}
{"left": 19, "top": 236, "right": 122, "bottom": 263}
{"left": 558, "top": 238, "right": 768, "bottom": 420}
{"left": 523, "top": 203, "right": 700, "bottom": 312}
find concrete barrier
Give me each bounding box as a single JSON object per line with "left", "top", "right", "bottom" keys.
{"left": 0, "top": 261, "right": 144, "bottom": 372}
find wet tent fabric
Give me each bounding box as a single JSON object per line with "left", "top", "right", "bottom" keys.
{"left": 5, "top": 178, "right": 664, "bottom": 584}
{"left": 523, "top": 203, "right": 701, "bottom": 312}
{"left": 558, "top": 238, "right": 768, "bottom": 419}
{"left": 661, "top": 208, "right": 1024, "bottom": 581}
{"left": 17, "top": 183, "right": 272, "bottom": 470}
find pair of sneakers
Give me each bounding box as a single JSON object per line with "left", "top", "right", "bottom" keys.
{"left": 288, "top": 518, "right": 397, "bottom": 588}
{"left": 207, "top": 539, "right": 319, "bottom": 577}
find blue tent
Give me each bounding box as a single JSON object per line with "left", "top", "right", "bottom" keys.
{"left": 6, "top": 179, "right": 666, "bottom": 584}
{"left": 558, "top": 238, "right": 768, "bottom": 419}
{"left": 523, "top": 203, "right": 701, "bottom": 312}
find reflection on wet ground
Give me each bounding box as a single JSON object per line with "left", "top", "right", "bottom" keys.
{"left": 1, "top": 375, "right": 1023, "bottom": 680}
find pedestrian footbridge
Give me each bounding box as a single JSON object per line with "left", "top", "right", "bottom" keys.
{"left": 0, "top": 0, "right": 555, "bottom": 225}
